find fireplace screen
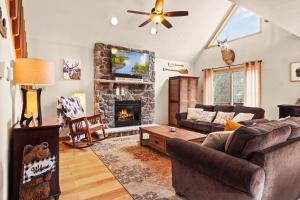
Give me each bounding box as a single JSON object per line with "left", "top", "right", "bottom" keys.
{"left": 115, "top": 100, "right": 141, "bottom": 127}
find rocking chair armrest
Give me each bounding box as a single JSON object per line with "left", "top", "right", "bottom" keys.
{"left": 87, "top": 113, "right": 104, "bottom": 125}
{"left": 68, "top": 117, "right": 89, "bottom": 134}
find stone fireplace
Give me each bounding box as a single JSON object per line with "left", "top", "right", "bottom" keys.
{"left": 115, "top": 100, "right": 141, "bottom": 127}
{"left": 94, "top": 43, "right": 155, "bottom": 128}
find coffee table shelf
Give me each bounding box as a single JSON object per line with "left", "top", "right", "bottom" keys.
{"left": 139, "top": 125, "right": 206, "bottom": 155}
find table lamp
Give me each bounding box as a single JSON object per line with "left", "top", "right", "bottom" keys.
{"left": 14, "top": 58, "right": 55, "bottom": 126}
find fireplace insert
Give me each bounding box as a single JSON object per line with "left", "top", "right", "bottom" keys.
{"left": 115, "top": 100, "right": 141, "bottom": 127}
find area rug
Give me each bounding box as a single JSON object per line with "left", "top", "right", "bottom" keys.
{"left": 91, "top": 135, "right": 184, "bottom": 200}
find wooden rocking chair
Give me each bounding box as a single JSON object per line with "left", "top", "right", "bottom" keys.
{"left": 57, "top": 96, "right": 107, "bottom": 148}
{"left": 65, "top": 113, "right": 107, "bottom": 148}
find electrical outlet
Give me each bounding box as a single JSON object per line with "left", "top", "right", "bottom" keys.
{"left": 0, "top": 61, "right": 5, "bottom": 79}
{"left": 7, "top": 65, "right": 13, "bottom": 81}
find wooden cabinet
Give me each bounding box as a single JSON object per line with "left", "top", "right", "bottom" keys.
{"left": 169, "top": 76, "right": 199, "bottom": 126}
{"left": 278, "top": 105, "right": 300, "bottom": 118}
{"left": 10, "top": 118, "right": 61, "bottom": 200}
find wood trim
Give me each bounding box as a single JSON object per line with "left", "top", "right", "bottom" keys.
{"left": 8, "top": 0, "right": 27, "bottom": 58}
{"left": 9, "top": 0, "right": 18, "bottom": 20}
{"left": 213, "top": 65, "right": 244, "bottom": 74}
{"left": 205, "top": 4, "right": 262, "bottom": 49}
{"left": 204, "top": 4, "right": 237, "bottom": 49}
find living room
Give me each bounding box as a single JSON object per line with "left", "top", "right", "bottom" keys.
{"left": 0, "top": 0, "right": 300, "bottom": 199}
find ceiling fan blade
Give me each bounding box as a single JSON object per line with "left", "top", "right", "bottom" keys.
{"left": 155, "top": 0, "right": 164, "bottom": 12}
{"left": 127, "top": 10, "right": 150, "bottom": 15}
{"left": 161, "top": 18, "right": 173, "bottom": 29}
{"left": 139, "top": 19, "right": 152, "bottom": 27}
{"left": 164, "top": 11, "right": 189, "bottom": 17}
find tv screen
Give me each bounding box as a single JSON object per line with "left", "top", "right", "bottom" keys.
{"left": 111, "top": 48, "right": 150, "bottom": 77}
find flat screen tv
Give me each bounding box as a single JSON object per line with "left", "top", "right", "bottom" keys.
{"left": 111, "top": 48, "right": 150, "bottom": 77}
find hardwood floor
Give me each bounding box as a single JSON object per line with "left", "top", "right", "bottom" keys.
{"left": 59, "top": 143, "right": 133, "bottom": 200}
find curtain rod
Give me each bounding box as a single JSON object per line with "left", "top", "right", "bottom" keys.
{"left": 201, "top": 60, "right": 262, "bottom": 71}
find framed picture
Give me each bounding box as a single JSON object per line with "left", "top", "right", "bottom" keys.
{"left": 63, "top": 58, "right": 81, "bottom": 80}
{"left": 290, "top": 62, "right": 300, "bottom": 82}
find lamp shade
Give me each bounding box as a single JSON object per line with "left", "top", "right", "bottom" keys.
{"left": 14, "top": 58, "right": 55, "bottom": 86}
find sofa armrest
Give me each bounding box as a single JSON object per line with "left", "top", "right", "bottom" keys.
{"left": 167, "top": 139, "right": 265, "bottom": 196}
{"left": 176, "top": 112, "right": 188, "bottom": 121}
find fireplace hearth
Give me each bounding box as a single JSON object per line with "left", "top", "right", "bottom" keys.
{"left": 115, "top": 100, "right": 141, "bottom": 127}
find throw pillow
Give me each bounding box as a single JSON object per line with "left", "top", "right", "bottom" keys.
{"left": 202, "top": 131, "right": 234, "bottom": 151}
{"left": 232, "top": 113, "right": 255, "bottom": 122}
{"left": 224, "top": 121, "right": 242, "bottom": 131}
{"left": 187, "top": 108, "right": 204, "bottom": 120}
{"left": 213, "top": 112, "right": 235, "bottom": 125}
{"left": 196, "top": 111, "right": 216, "bottom": 123}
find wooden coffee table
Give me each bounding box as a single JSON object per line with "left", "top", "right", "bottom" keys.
{"left": 139, "top": 125, "right": 207, "bottom": 155}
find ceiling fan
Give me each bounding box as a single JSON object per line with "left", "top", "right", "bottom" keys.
{"left": 127, "top": 0, "right": 189, "bottom": 29}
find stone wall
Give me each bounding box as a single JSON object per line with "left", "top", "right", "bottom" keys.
{"left": 94, "top": 43, "right": 155, "bottom": 128}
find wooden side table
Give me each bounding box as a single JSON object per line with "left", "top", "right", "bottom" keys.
{"left": 10, "top": 118, "right": 61, "bottom": 200}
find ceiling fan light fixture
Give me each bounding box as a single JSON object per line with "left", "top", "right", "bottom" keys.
{"left": 111, "top": 17, "right": 119, "bottom": 26}
{"left": 150, "top": 27, "right": 158, "bottom": 35}
{"left": 151, "top": 15, "right": 163, "bottom": 24}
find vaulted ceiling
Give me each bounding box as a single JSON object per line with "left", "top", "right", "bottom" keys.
{"left": 23, "top": 0, "right": 232, "bottom": 62}
{"left": 23, "top": 0, "right": 300, "bottom": 63}
{"left": 230, "top": 0, "right": 300, "bottom": 37}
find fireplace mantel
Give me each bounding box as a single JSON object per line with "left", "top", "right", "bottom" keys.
{"left": 95, "top": 79, "right": 154, "bottom": 85}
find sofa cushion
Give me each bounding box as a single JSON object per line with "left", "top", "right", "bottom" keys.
{"left": 233, "top": 105, "right": 265, "bottom": 119}
{"left": 213, "top": 111, "right": 235, "bottom": 125}
{"left": 232, "top": 113, "right": 255, "bottom": 122}
{"left": 226, "top": 122, "right": 292, "bottom": 158}
{"left": 178, "top": 119, "right": 194, "bottom": 129}
{"left": 187, "top": 108, "right": 204, "bottom": 120}
{"left": 202, "top": 131, "right": 234, "bottom": 151}
{"left": 193, "top": 121, "right": 212, "bottom": 132}
{"left": 211, "top": 123, "right": 225, "bottom": 132}
{"left": 214, "top": 105, "right": 234, "bottom": 112}
{"left": 195, "top": 104, "right": 215, "bottom": 111}
{"left": 196, "top": 111, "right": 216, "bottom": 123}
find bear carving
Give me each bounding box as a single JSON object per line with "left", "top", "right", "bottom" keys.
{"left": 19, "top": 142, "right": 54, "bottom": 200}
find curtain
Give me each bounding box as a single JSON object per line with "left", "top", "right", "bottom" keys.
{"left": 203, "top": 69, "right": 214, "bottom": 105}
{"left": 244, "top": 60, "right": 262, "bottom": 107}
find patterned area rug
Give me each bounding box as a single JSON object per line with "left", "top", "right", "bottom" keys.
{"left": 91, "top": 135, "right": 184, "bottom": 200}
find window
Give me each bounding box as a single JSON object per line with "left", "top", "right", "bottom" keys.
{"left": 213, "top": 68, "right": 244, "bottom": 105}
{"left": 207, "top": 5, "right": 261, "bottom": 47}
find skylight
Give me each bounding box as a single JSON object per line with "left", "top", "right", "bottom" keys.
{"left": 208, "top": 6, "right": 261, "bottom": 47}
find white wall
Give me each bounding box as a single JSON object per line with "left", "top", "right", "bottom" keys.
{"left": 0, "top": 0, "right": 21, "bottom": 199}
{"left": 194, "top": 22, "right": 300, "bottom": 119}
{"left": 27, "top": 39, "right": 94, "bottom": 116}
{"left": 155, "top": 58, "right": 193, "bottom": 124}
{"left": 27, "top": 38, "right": 194, "bottom": 124}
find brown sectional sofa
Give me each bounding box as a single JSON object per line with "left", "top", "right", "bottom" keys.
{"left": 176, "top": 104, "right": 265, "bottom": 133}
{"left": 167, "top": 117, "right": 300, "bottom": 200}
